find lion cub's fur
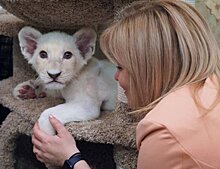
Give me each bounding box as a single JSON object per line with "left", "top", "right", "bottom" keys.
{"left": 13, "top": 27, "right": 116, "bottom": 135}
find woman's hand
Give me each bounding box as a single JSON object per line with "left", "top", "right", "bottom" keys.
{"left": 32, "top": 115, "right": 79, "bottom": 166}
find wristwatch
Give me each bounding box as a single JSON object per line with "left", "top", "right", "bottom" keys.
{"left": 62, "top": 152, "right": 84, "bottom": 169}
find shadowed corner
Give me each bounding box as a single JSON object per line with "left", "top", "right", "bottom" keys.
{"left": 0, "top": 34, "right": 13, "bottom": 125}
{"left": 14, "top": 134, "right": 116, "bottom": 169}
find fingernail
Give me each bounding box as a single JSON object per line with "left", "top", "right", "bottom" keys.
{"left": 49, "top": 115, "right": 54, "bottom": 119}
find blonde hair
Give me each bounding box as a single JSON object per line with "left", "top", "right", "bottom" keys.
{"left": 100, "top": 0, "right": 220, "bottom": 113}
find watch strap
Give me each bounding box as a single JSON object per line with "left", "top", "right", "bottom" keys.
{"left": 62, "top": 152, "right": 84, "bottom": 169}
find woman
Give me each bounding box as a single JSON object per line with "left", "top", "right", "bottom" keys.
{"left": 32, "top": 0, "right": 220, "bottom": 168}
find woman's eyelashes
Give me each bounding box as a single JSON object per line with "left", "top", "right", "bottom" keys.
{"left": 116, "top": 65, "right": 123, "bottom": 70}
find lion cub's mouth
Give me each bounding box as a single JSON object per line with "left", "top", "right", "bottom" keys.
{"left": 45, "top": 80, "right": 65, "bottom": 90}
{"left": 47, "top": 80, "right": 63, "bottom": 84}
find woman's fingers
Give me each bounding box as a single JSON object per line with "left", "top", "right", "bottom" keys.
{"left": 36, "top": 154, "right": 45, "bottom": 163}
{"left": 49, "top": 115, "right": 67, "bottom": 136}
{"left": 32, "top": 134, "right": 42, "bottom": 150}
{"left": 33, "top": 145, "right": 40, "bottom": 155}
{"left": 33, "top": 146, "right": 49, "bottom": 163}
{"left": 33, "top": 146, "right": 44, "bottom": 162}
{"left": 32, "top": 122, "right": 50, "bottom": 142}
{"left": 31, "top": 117, "right": 76, "bottom": 166}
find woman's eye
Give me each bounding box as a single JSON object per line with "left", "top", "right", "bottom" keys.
{"left": 39, "top": 50, "right": 48, "bottom": 59}
{"left": 63, "top": 51, "right": 73, "bottom": 59}
{"left": 116, "top": 65, "right": 123, "bottom": 70}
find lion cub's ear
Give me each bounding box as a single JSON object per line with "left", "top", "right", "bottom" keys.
{"left": 73, "top": 28, "right": 97, "bottom": 60}
{"left": 18, "top": 26, "right": 42, "bottom": 61}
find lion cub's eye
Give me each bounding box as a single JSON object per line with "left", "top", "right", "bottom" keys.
{"left": 63, "top": 51, "right": 73, "bottom": 59}
{"left": 39, "top": 51, "right": 48, "bottom": 59}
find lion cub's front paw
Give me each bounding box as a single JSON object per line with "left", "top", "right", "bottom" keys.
{"left": 38, "top": 108, "right": 57, "bottom": 135}
{"left": 13, "top": 80, "right": 46, "bottom": 100}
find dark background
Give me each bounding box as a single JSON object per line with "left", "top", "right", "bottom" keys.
{"left": 0, "top": 35, "right": 13, "bottom": 125}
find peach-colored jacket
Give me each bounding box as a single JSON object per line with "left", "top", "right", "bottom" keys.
{"left": 136, "top": 78, "right": 220, "bottom": 169}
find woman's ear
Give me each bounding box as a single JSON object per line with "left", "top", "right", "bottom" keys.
{"left": 73, "top": 28, "right": 97, "bottom": 59}
{"left": 18, "top": 26, "right": 42, "bottom": 61}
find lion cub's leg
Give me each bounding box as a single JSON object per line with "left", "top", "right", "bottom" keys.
{"left": 13, "top": 79, "right": 46, "bottom": 100}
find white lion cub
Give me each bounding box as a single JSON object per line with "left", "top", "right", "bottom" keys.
{"left": 13, "top": 26, "right": 116, "bottom": 135}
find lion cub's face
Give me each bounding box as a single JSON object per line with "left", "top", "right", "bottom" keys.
{"left": 18, "top": 27, "right": 97, "bottom": 90}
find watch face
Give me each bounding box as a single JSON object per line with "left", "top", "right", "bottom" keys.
{"left": 62, "top": 160, "right": 72, "bottom": 169}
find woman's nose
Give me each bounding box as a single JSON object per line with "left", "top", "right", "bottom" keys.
{"left": 114, "top": 70, "right": 119, "bottom": 81}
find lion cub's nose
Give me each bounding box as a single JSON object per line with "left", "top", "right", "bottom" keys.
{"left": 47, "top": 71, "right": 61, "bottom": 80}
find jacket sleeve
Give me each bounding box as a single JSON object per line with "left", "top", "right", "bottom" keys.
{"left": 136, "top": 119, "right": 184, "bottom": 169}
